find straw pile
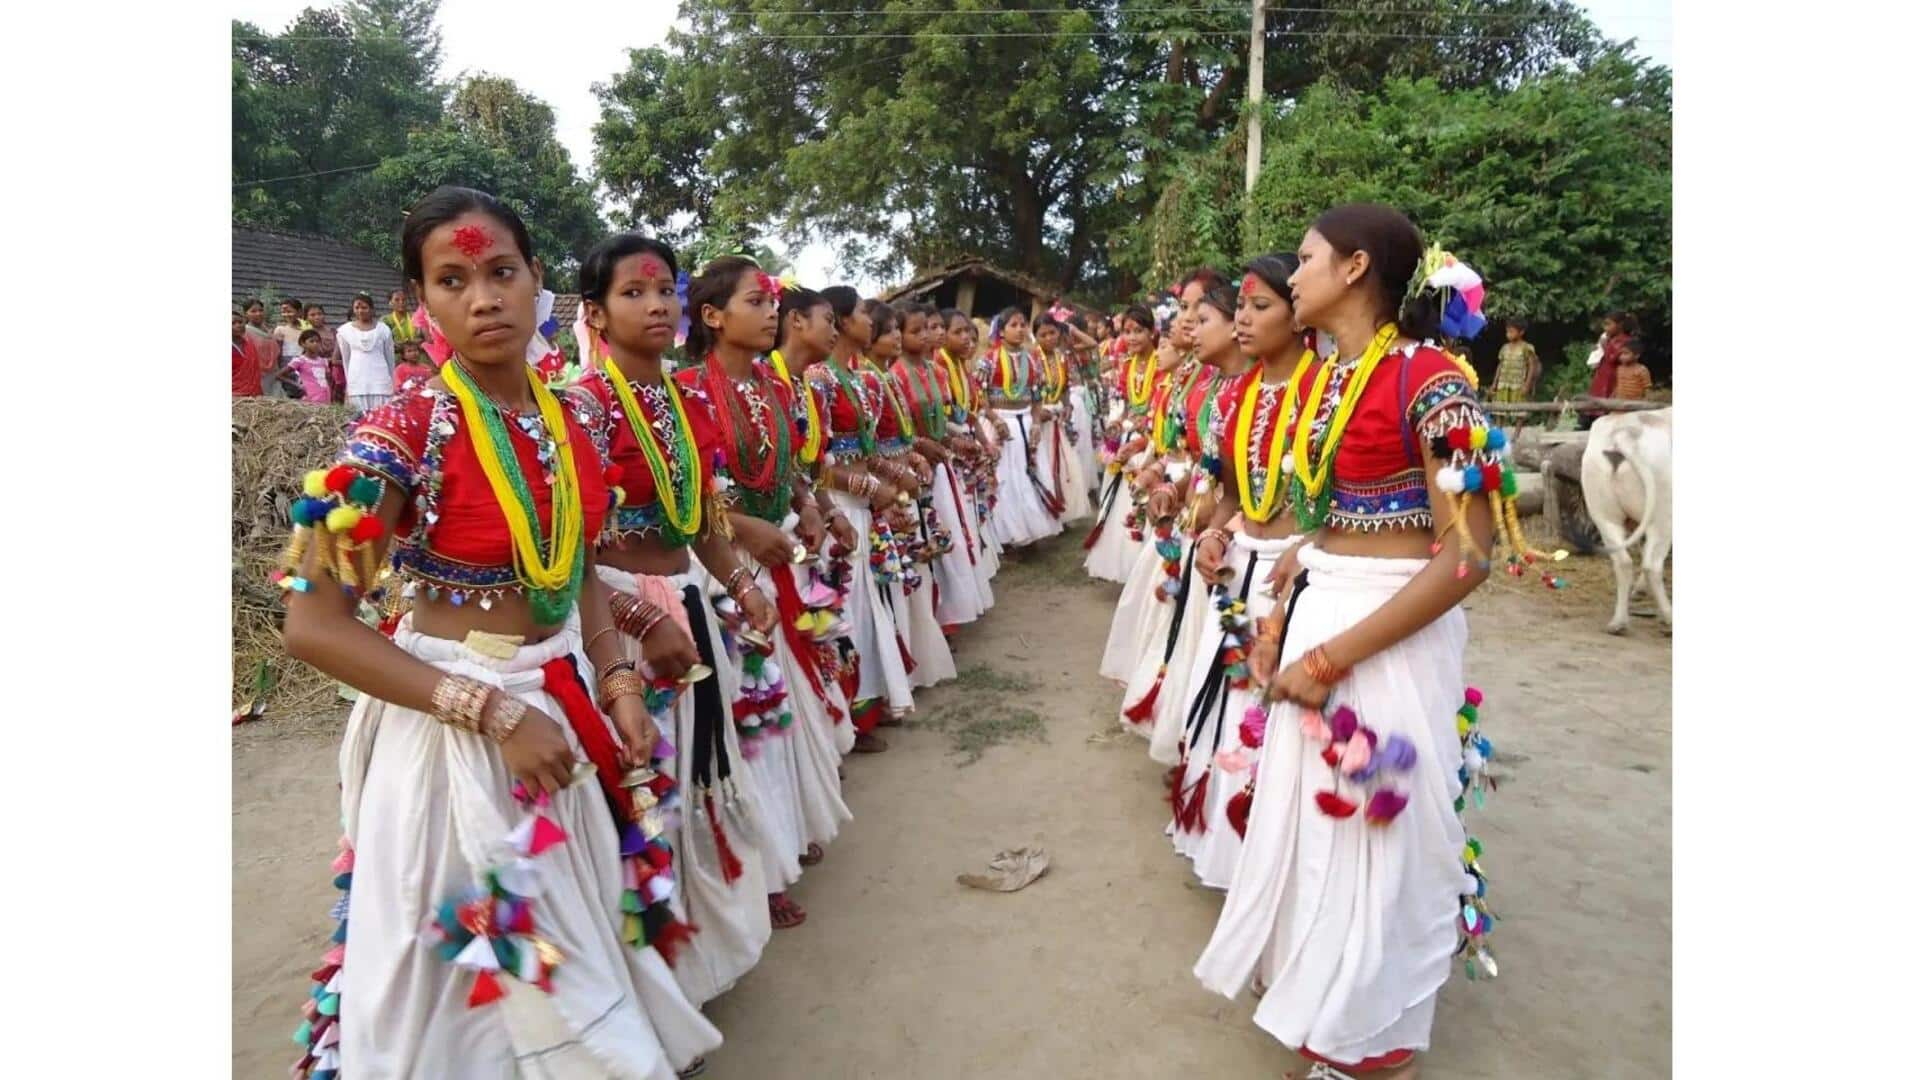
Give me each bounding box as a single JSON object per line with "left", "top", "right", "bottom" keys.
{"left": 232, "top": 398, "right": 355, "bottom": 715}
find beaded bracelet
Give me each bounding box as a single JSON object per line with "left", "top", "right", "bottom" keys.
{"left": 430, "top": 674, "right": 492, "bottom": 734}
{"left": 480, "top": 694, "right": 527, "bottom": 744}
{"left": 1199, "top": 527, "right": 1232, "bottom": 552}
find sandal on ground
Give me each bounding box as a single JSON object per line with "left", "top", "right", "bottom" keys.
{"left": 676, "top": 1058, "right": 707, "bottom": 1079}
{"left": 853, "top": 733, "right": 889, "bottom": 754}
{"left": 799, "top": 842, "right": 825, "bottom": 866}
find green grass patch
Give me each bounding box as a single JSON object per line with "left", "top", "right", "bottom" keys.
{"left": 913, "top": 663, "right": 1050, "bottom": 766}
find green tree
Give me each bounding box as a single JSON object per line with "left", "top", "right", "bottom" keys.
{"left": 329, "top": 104, "right": 606, "bottom": 292}
{"left": 1137, "top": 52, "right": 1671, "bottom": 368}
{"left": 231, "top": 7, "right": 442, "bottom": 232}
{"left": 594, "top": 0, "right": 1605, "bottom": 298}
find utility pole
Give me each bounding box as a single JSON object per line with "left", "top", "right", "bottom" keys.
{"left": 1245, "top": 0, "right": 1266, "bottom": 196}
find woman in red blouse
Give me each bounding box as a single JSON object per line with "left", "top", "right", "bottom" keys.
{"left": 1167, "top": 253, "right": 1312, "bottom": 887}
{"left": 861, "top": 300, "right": 959, "bottom": 690}
{"left": 806, "top": 288, "right": 917, "bottom": 746}
{"left": 893, "top": 301, "right": 990, "bottom": 629}
{"left": 1121, "top": 278, "right": 1251, "bottom": 762}
{"left": 279, "top": 188, "right": 718, "bottom": 1078}
{"left": 1194, "top": 205, "right": 1500, "bottom": 1078}
{"left": 565, "top": 233, "right": 786, "bottom": 1011}
{"left": 679, "top": 256, "right": 857, "bottom": 932}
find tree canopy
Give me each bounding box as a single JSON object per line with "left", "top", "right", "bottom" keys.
{"left": 1138, "top": 51, "right": 1672, "bottom": 367}
{"left": 592, "top": 0, "right": 1609, "bottom": 297}
{"left": 232, "top": 3, "right": 603, "bottom": 288}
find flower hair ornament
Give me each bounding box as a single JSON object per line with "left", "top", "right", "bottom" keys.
{"left": 1410, "top": 246, "right": 1488, "bottom": 341}
{"left": 987, "top": 311, "right": 1007, "bottom": 345}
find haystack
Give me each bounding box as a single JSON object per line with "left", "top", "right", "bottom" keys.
{"left": 231, "top": 398, "right": 355, "bottom": 715}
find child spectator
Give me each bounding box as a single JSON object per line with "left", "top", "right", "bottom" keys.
{"left": 290, "top": 329, "right": 332, "bottom": 403}
{"left": 1612, "top": 338, "right": 1653, "bottom": 402}
{"left": 1493, "top": 318, "right": 1540, "bottom": 422}
{"left": 392, "top": 338, "right": 434, "bottom": 394}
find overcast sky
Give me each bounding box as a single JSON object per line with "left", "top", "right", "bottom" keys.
{"left": 235, "top": 0, "right": 1672, "bottom": 290}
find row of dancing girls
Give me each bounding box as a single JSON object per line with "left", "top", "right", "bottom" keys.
{"left": 1027, "top": 314, "right": 1094, "bottom": 528}
{"left": 1081, "top": 304, "right": 1161, "bottom": 582}
{"left": 1122, "top": 275, "right": 1256, "bottom": 770}
{"left": 1108, "top": 204, "right": 1516, "bottom": 1080}
{"left": 888, "top": 301, "right": 999, "bottom": 628}
{"left": 976, "top": 308, "right": 1069, "bottom": 548}
{"left": 277, "top": 187, "right": 1001, "bottom": 1078}
{"left": 1097, "top": 268, "right": 1221, "bottom": 691}
{"left": 801, "top": 289, "right": 1024, "bottom": 741}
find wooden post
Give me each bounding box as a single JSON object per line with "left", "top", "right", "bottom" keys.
{"left": 956, "top": 278, "right": 977, "bottom": 316}
{"left": 1245, "top": 0, "right": 1265, "bottom": 196}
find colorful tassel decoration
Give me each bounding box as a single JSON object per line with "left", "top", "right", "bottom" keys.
{"left": 1124, "top": 668, "right": 1165, "bottom": 725}
{"left": 1225, "top": 784, "right": 1254, "bottom": 837}
{"left": 706, "top": 791, "right": 744, "bottom": 885}
{"left": 1314, "top": 790, "right": 1358, "bottom": 818}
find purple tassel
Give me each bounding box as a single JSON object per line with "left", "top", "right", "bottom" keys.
{"left": 1329, "top": 705, "right": 1359, "bottom": 744}
{"left": 619, "top": 821, "right": 647, "bottom": 857}
{"left": 1379, "top": 734, "right": 1418, "bottom": 771}
{"left": 1364, "top": 788, "right": 1409, "bottom": 824}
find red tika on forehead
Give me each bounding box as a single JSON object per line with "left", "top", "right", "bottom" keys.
{"left": 637, "top": 255, "right": 668, "bottom": 280}
{"left": 1242, "top": 273, "right": 1262, "bottom": 295}
{"left": 451, "top": 224, "right": 494, "bottom": 259}
{"left": 756, "top": 270, "right": 781, "bottom": 299}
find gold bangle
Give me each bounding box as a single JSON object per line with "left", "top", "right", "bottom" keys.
{"left": 481, "top": 693, "right": 527, "bottom": 744}
{"left": 599, "top": 669, "right": 648, "bottom": 704}
{"left": 597, "top": 657, "right": 637, "bottom": 681}
{"left": 430, "top": 674, "right": 491, "bottom": 734}
{"left": 584, "top": 625, "right": 617, "bottom": 657}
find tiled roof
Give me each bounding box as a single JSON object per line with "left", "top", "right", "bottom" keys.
{"left": 232, "top": 225, "right": 406, "bottom": 321}
{"left": 550, "top": 293, "right": 580, "bottom": 332}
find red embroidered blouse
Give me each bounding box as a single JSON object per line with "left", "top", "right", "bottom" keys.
{"left": 342, "top": 385, "right": 610, "bottom": 598}
{"left": 1297, "top": 344, "right": 1483, "bottom": 531}
{"left": 565, "top": 364, "right": 722, "bottom": 547}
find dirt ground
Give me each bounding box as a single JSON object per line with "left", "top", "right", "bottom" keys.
{"left": 233, "top": 526, "right": 1672, "bottom": 1078}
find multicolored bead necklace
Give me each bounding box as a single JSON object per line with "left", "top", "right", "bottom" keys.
{"left": 443, "top": 358, "right": 586, "bottom": 625}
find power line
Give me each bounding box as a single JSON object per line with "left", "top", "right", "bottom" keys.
{"left": 717, "top": 4, "right": 1668, "bottom": 20}
{"left": 233, "top": 162, "right": 382, "bottom": 189}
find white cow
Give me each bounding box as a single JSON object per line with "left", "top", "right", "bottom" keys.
{"left": 1580, "top": 408, "right": 1672, "bottom": 635}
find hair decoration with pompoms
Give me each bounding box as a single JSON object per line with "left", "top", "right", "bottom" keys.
{"left": 1410, "top": 246, "right": 1488, "bottom": 341}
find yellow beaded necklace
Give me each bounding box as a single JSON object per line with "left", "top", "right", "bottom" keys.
{"left": 1288, "top": 324, "right": 1400, "bottom": 500}
{"left": 769, "top": 348, "right": 824, "bottom": 464}
{"left": 1233, "top": 349, "right": 1315, "bottom": 523}
{"left": 1125, "top": 350, "right": 1157, "bottom": 409}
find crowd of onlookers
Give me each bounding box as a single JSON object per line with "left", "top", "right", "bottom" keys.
{"left": 231, "top": 289, "right": 434, "bottom": 412}
{"left": 235, "top": 285, "right": 1654, "bottom": 434}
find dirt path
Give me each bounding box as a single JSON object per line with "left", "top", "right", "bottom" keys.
{"left": 233, "top": 530, "right": 1671, "bottom": 1078}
